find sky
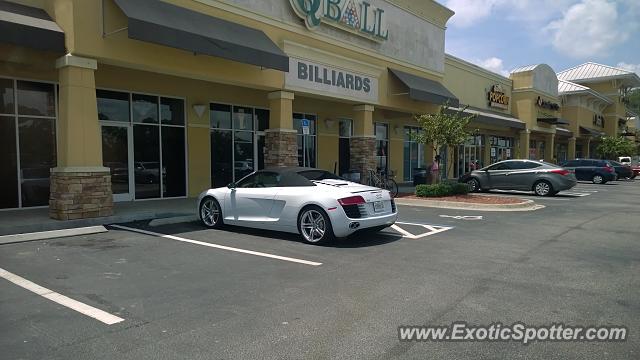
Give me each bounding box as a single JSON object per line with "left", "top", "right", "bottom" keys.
{"left": 438, "top": 0, "right": 640, "bottom": 78}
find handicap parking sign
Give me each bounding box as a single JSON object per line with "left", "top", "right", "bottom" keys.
{"left": 302, "top": 118, "right": 310, "bottom": 135}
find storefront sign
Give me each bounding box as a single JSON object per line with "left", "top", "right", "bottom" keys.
{"left": 289, "top": 0, "right": 389, "bottom": 41}
{"left": 536, "top": 96, "right": 560, "bottom": 111}
{"left": 487, "top": 84, "right": 509, "bottom": 110}
{"left": 593, "top": 114, "right": 604, "bottom": 127}
{"left": 285, "top": 57, "right": 379, "bottom": 103}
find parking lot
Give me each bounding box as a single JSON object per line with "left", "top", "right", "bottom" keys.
{"left": 1, "top": 180, "right": 639, "bottom": 359}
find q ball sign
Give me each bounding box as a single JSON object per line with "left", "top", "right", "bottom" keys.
{"left": 289, "top": 0, "right": 389, "bottom": 41}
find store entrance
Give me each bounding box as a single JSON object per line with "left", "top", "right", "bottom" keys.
{"left": 101, "top": 123, "right": 134, "bottom": 202}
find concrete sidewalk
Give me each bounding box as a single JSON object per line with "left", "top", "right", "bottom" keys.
{"left": 0, "top": 198, "right": 196, "bottom": 236}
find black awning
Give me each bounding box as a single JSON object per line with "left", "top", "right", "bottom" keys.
{"left": 389, "top": 68, "right": 459, "bottom": 107}
{"left": 580, "top": 126, "right": 605, "bottom": 137}
{"left": 537, "top": 117, "right": 570, "bottom": 125}
{"left": 0, "top": 0, "right": 64, "bottom": 52}
{"left": 448, "top": 106, "right": 525, "bottom": 130}
{"left": 113, "top": 0, "right": 288, "bottom": 72}
{"left": 555, "top": 127, "right": 573, "bottom": 137}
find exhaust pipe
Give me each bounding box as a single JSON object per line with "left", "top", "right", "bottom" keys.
{"left": 349, "top": 222, "right": 360, "bottom": 229}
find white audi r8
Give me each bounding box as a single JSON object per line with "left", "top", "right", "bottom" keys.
{"left": 197, "top": 167, "right": 398, "bottom": 244}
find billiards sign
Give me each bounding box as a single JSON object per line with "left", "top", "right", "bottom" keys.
{"left": 536, "top": 96, "right": 560, "bottom": 111}
{"left": 289, "top": 0, "right": 389, "bottom": 41}
{"left": 285, "top": 57, "right": 379, "bottom": 103}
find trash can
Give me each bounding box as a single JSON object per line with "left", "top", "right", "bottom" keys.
{"left": 413, "top": 167, "right": 428, "bottom": 186}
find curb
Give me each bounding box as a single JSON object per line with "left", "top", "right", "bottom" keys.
{"left": 0, "top": 211, "right": 195, "bottom": 237}
{"left": 394, "top": 198, "right": 544, "bottom": 212}
{"left": 148, "top": 215, "right": 198, "bottom": 227}
{"left": 0, "top": 226, "right": 108, "bottom": 245}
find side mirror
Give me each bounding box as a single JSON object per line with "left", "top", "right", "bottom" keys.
{"left": 227, "top": 182, "right": 236, "bottom": 190}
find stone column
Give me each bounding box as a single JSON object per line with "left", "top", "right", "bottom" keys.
{"left": 568, "top": 137, "right": 576, "bottom": 160}
{"left": 265, "top": 91, "right": 298, "bottom": 167}
{"left": 351, "top": 104, "right": 376, "bottom": 184}
{"left": 49, "top": 54, "right": 113, "bottom": 220}
{"left": 544, "top": 133, "right": 555, "bottom": 161}
{"left": 519, "top": 129, "right": 530, "bottom": 160}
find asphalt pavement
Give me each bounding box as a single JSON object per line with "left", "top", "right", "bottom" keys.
{"left": 1, "top": 181, "right": 639, "bottom": 359}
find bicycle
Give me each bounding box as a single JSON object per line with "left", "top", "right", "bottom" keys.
{"left": 367, "top": 169, "right": 399, "bottom": 198}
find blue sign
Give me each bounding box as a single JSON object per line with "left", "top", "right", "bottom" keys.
{"left": 302, "top": 119, "right": 310, "bottom": 127}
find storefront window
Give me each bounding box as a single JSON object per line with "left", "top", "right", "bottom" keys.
{"left": 97, "top": 90, "right": 130, "bottom": 122}
{"left": 98, "top": 90, "right": 186, "bottom": 201}
{"left": 294, "top": 113, "right": 317, "bottom": 168}
{"left": 0, "top": 78, "right": 57, "bottom": 209}
{"left": 490, "top": 136, "right": 514, "bottom": 164}
{"left": 17, "top": 81, "right": 55, "bottom": 117}
{"left": 454, "top": 135, "right": 484, "bottom": 179}
{"left": 403, "top": 126, "right": 425, "bottom": 181}
{"left": 211, "top": 103, "right": 269, "bottom": 187}
{"left": 339, "top": 119, "right": 352, "bottom": 176}
{"left": 375, "top": 123, "right": 389, "bottom": 172}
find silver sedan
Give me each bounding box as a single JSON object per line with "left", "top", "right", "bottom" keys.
{"left": 459, "top": 159, "right": 577, "bottom": 196}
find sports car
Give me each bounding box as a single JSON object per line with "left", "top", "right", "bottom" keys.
{"left": 197, "top": 167, "right": 398, "bottom": 244}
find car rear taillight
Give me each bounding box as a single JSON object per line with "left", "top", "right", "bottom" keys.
{"left": 338, "top": 196, "right": 366, "bottom": 206}
{"left": 550, "top": 169, "right": 571, "bottom": 176}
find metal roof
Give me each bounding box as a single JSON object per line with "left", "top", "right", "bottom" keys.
{"left": 557, "top": 62, "right": 640, "bottom": 86}
{"left": 557, "top": 80, "right": 612, "bottom": 104}
{"left": 510, "top": 64, "right": 541, "bottom": 74}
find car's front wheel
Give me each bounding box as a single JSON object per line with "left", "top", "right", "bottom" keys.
{"left": 298, "top": 206, "right": 334, "bottom": 245}
{"left": 466, "top": 178, "right": 481, "bottom": 192}
{"left": 592, "top": 175, "right": 604, "bottom": 184}
{"left": 200, "top": 197, "right": 223, "bottom": 229}
{"left": 533, "top": 180, "right": 553, "bottom": 196}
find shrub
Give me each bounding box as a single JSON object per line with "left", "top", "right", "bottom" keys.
{"left": 415, "top": 182, "right": 470, "bottom": 197}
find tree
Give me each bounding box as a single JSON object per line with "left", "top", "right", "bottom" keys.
{"left": 412, "top": 102, "right": 477, "bottom": 176}
{"left": 627, "top": 88, "right": 640, "bottom": 114}
{"left": 596, "top": 136, "right": 637, "bottom": 159}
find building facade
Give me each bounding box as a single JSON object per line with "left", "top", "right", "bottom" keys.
{"left": 1, "top": 0, "right": 638, "bottom": 219}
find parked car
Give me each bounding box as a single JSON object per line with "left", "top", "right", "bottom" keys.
{"left": 559, "top": 159, "right": 616, "bottom": 184}
{"left": 609, "top": 160, "right": 635, "bottom": 180}
{"left": 618, "top": 156, "right": 631, "bottom": 166}
{"left": 631, "top": 163, "right": 640, "bottom": 178}
{"left": 198, "top": 167, "right": 398, "bottom": 244}
{"left": 458, "top": 159, "right": 577, "bottom": 196}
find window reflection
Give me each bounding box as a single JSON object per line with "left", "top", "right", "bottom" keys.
{"left": 1, "top": 78, "right": 14, "bottom": 115}
{"left": 132, "top": 94, "right": 158, "bottom": 124}
{"left": 17, "top": 81, "right": 55, "bottom": 117}
{"left": 0, "top": 116, "right": 18, "bottom": 208}
{"left": 133, "top": 125, "right": 160, "bottom": 199}
{"left": 19, "top": 118, "right": 56, "bottom": 207}
{"left": 97, "top": 90, "right": 130, "bottom": 122}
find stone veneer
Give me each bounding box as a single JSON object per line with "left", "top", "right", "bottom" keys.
{"left": 265, "top": 130, "right": 298, "bottom": 167}
{"left": 49, "top": 170, "right": 113, "bottom": 220}
{"left": 349, "top": 136, "right": 377, "bottom": 184}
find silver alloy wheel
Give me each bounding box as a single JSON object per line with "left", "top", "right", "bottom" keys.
{"left": 593, "top": 175, "right": 603, "bottom": 184}
{"left": 467, "top": 179, "right": 479, "bottom": 192}
{"left": 300, "top": 209, "right": 326, "bottom": 243}
{"left": 535, "top": 181, "right": 551, "bottom": 196}
{"left": 200, "top": 198, "right": 220, "bottom": 227}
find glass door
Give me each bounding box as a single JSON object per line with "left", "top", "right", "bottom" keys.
{"left": 101, "top": 124, "right": 133, "bottom": 202}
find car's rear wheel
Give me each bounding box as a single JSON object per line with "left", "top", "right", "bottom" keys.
{"left": 466, "top": 178, "right": 480, "bottom": 192}
{"left": 533, "top": 180, "right": 553, "bottom": 196}
{"left": 298, "top": 206, "right": 334, "bottom": 245}
{"left": 592, "top": 175, "right": 604, "bottom": 184}
{"left": 200, "top": 197, "right": 223, "bottom": 229}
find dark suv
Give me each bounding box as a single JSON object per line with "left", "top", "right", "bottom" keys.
{"left": 560, "top": 159, "right": 616, "bottom": 184}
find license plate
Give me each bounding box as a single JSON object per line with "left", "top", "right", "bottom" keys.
{"left": 373, "top": 201, "right": 384, "bottom": 213}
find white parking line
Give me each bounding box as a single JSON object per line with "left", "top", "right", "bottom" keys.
{"left": 0, "top": 267, "right": 124, "bottom": 325}
{"left": 111, "top": 225, "right": 322, "bottom": 267}
{"left": 391, "top": 222, "right": 453, "bottom": 239}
